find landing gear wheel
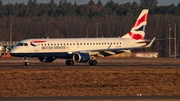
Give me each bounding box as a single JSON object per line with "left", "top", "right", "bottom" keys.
{"left": 89, "top": 60, "right": 97, "bottom": 66}
{"left": 69, "top": 60, "right": 74, "bottom": 65}
{"left": 66, "top": 60, "right": 74, "bottom": 65}
{"left": 24, "top": 62, "right": 29, "bottom": 66}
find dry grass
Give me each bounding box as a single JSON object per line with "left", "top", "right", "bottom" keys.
{"left": 0, "top": 67, "right": 180, "bottom": 97}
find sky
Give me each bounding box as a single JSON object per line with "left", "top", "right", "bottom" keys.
{"left": 2, "top": 0, "right": 180, "bottom": 6}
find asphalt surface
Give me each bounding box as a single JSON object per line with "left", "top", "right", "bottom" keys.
{"left": 1, "top": 57, "right": 180, "bottom": 67}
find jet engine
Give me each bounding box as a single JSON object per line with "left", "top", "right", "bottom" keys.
{"left": 38, "top": 57, "right": 56, "bottom": 62}
{"left": 73, "top": 53, "right": 90, "bottom": 62}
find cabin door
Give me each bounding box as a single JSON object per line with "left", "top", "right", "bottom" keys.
{"left": 122, "top": 39, "right": 127, "bottom": 48}
{"left": 34, "top": 44, "right": 39, "bottom": 51}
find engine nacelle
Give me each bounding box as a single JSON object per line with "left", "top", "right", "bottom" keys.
{"left": 38, "top": 57, "right": 56, "bottom": 62}
{"left": 73, "top": 53, "right": 90, "bottom": 63}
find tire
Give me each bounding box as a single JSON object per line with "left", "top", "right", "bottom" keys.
{"left": 66, "top": 60, "right": 74, "bottom": 65}
{"left": 89, "top": 60, "right": 97, "bottom": 66}
{"left": 69, "top": 60, "right": 74, "bottom": 65}
{"left": 92, "top": 60, "right": 97, "bottom": 65}
{"left": 66, "top": 60, "right": 70, "bottom": 65}
{"left": 24, "top": 62, "right": 29, "bottom": 66}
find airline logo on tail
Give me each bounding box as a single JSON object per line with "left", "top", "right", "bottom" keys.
{"left": 121, "top": 9, "right": 149, "bottom": 40}
{"left": 30, "top": 40, "right": 46, "bottom": 47}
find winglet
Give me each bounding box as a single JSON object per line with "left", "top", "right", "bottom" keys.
{"left": 145, "top": 37, "right": 156, "bottom": 48}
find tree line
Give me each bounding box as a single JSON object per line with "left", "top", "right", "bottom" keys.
{"left": 0, "top": 0, "right": 180, "bottom": 57}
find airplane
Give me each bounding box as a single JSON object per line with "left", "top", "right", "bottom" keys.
{"left": 10, "top": 9, "right": 155, "bottom": 66}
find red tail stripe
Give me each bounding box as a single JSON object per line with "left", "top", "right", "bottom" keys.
{"left": 133, "top": 13, "right": 148, "bottom": 27}
{"left": 128, "top": 32, "right": 144, "bottom": 40}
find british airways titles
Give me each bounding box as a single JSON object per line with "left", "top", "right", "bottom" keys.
{"left": 41, "top": 46, "right": 67, "bottom": 49}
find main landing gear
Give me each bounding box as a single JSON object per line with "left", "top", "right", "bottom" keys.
{"left": 89, "top": 60, "right": 97, "bottom": 66}
{"left": 65, "top": 60, "right": 74, "bottom": 65}
{"left": 65, "top": 59, "right": 97, "bottom": 66}
{"left": 89, "top": 56, "right": 97, "bottom": 66}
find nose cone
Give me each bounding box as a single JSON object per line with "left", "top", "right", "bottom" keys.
{"left": 10, "top": 48, "right": 19, "bottom": 57}
{"left": 10, "top": 47, "right": 28, "bottom": 57}
{"left": 10, "top": 50, "right": 16, "bottom": 57}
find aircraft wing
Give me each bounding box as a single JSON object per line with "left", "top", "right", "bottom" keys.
{"left": 88, "top": 50, "right": 131, "bottom": 57}
{"left": 75, "top": 37, "right": 156, "bottom": 57}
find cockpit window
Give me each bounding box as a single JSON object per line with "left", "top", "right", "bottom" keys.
{"left": 16, "top": 43, "right": 23, "bottom": 46}
{"left": 16, "top": 43, "right": 28, "bottom": 46}
{"left": 24, "top": 43, "right": 28, "bottom": 46}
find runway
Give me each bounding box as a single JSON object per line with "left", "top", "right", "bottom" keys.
{"left": 1, "top": 57, "right": 180, "bottom": 68}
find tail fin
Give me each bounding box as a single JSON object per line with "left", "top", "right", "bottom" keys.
{"left": 121, "top": 9, "right": 149, "bottom": 40}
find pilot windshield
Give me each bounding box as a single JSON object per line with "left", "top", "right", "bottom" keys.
{"left": 16, "top": 43, "right": 28, "bottom": 46}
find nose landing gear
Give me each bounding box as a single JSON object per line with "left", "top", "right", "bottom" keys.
{"left": 24, "top": 57, "right": 29, "bottom": 66}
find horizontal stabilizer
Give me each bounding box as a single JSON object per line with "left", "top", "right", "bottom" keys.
{"left": 145, "top": 37, "right": 156, "bottom": 48}
{"left": 155, "top": 38, "right": 174, "bottom": 41}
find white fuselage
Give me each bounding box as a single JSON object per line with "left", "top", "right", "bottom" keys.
{"left": 10, "top": 38, "right": 145, "bottom": 55}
